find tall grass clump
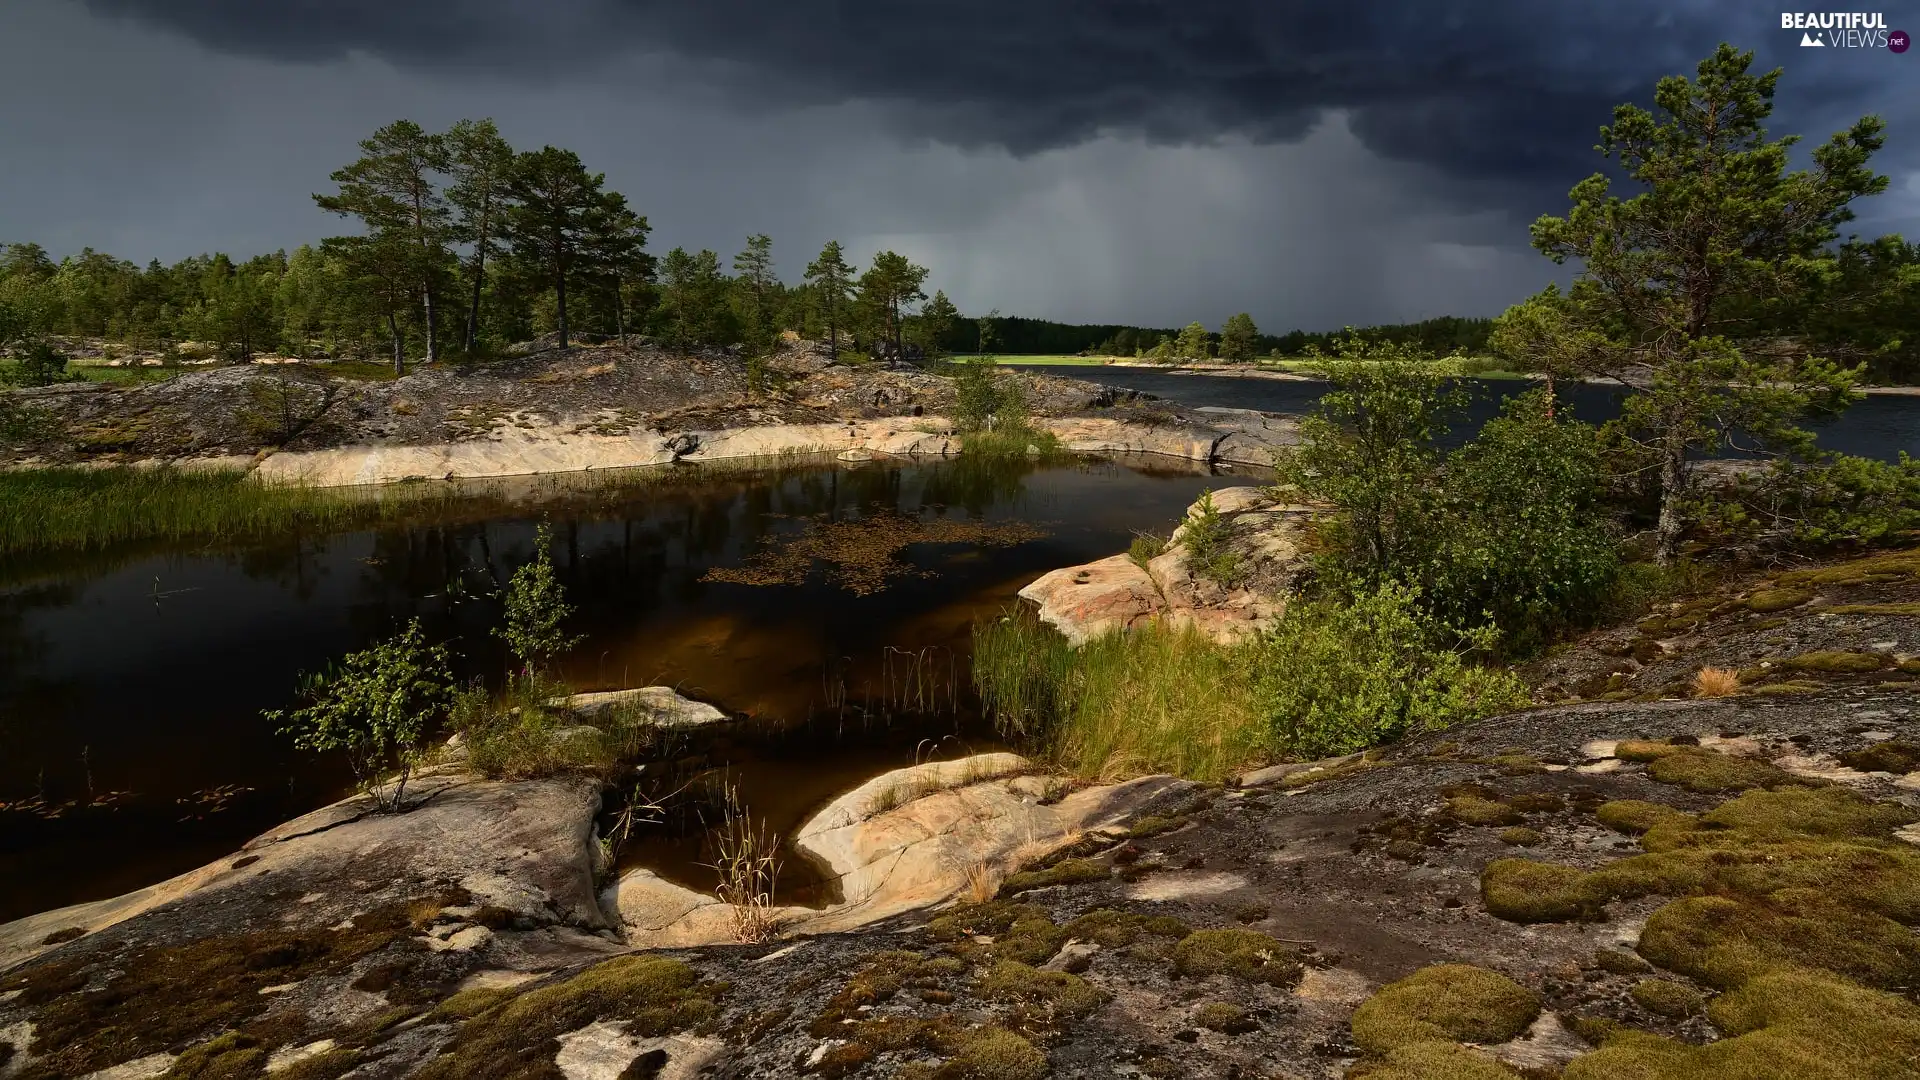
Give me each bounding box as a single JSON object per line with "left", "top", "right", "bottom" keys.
{"left": 973, "top": 609, "right": 1265, "bottom": 782}
{"left": 0, "top": 466, "right": 425, "bottom": 557}
{"left": 973, "top": 586, "right": 1527, "bottom": 781}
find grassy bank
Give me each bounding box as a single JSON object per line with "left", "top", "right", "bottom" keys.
{"left": 972, "top": 589, "right": 1530, "bottom": 783}
{"left": 0, "top": 466, "right": 433, "bottom": 557}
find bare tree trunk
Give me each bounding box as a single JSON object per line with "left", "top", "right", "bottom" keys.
{"left": 389, "top": 313, "right": 404, "bottom": 376}
{"left": 465, "top": 255, "right": 486, "bottom": 355}
{"left": 1655, "top": 432, "right": 1688, "bottom": 565}
{"left": 555, "top": 267, "right": 569, "bottom": 350}
{"left": 423, "top": 287, "right": 438, "bottom": 365}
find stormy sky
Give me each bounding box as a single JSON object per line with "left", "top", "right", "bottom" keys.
{"left": 2, "top": 0, "right": 1917, "bottom": 331}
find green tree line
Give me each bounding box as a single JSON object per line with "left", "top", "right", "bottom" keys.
{"left": 0, "top": 119, "right": 964, "bottom": 376}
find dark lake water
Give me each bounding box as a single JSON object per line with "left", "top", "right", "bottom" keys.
{"left": 1008, "top": 365, "right": 1919, "bottom": 462}
{"left": 0, "top": 455, "right": 1232, "bottom": 922}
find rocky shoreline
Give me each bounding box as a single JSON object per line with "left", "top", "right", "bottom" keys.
{"left": 1, "top": 340, "right": 1301, "bottom": 486}
{"left": 4, "top": 490, "right": 1920, "bottom": 1077}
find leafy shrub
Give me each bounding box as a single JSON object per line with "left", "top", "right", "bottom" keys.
{"left": 497, "top": 522, "right": 583, "bottom": 672}
{"left": 1275, "top": 343, "right": 1617, "bottom": 654}
{"left": 1711, "top": 453, "right": 1920, "bottom": 549}
{"left": 1127, "top": 532, "right": 1166, "bottom": 570}
{"left": 267, "top": 618, "right": 454, "bottom": 809}
{"left": 1181, "top": 489, "right": 1240, "bottom": 585}
{"left": 1245, "top": 583, "right": 1530, "bottom": 759}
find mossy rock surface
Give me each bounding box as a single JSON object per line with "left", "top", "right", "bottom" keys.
{"left": 1780, "top": 650, "right": 1890, "bottom": 674}
{"left": 1347, "top": 1040, "right": 1522, "bottom": 1079}
{"left": 1645, "top": 750, "right": 1802, "bottom": 793}
{"left": 1595, "top": 799, "right": 1694, "bottom": 836}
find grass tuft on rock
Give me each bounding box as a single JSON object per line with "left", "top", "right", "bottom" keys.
{"left": 1169, "top": 929, "right": 1308, "bottom": 986}
{"left": 158, "top": 1032, "right": 267, "bottom": 1079}
{"left": 1349, "top": 964, "right": 1540, "bottom": 1056}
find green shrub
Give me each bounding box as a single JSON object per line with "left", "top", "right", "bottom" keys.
{"left": 1717, "top": 453, "right": 1920, "bottom": 549}
{"left": 1127, "top": 532, "right": 1166, "bottom": 571}
{"left": 497, "top": 522, "right": 583, "bottom": 673}
{"left": 267, "top": 618, "right": 454, "bottom": 809}
{"left": 1274, "top": 342, "right": 1617, "bottom": 654}
{"left": 1244, "top": 583, "right": 1530, "bottom": 758}
{"left": 1181, "top": 489, "right": 1240, "bottom": 586}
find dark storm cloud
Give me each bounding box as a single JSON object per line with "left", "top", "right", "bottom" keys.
{"left": 80, "top": 0, "right": 1855, "bottom": 194}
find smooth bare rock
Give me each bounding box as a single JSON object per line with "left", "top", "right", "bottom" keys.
{"left": 555, "top": 1022, "right": 723, "bottom": 1080}
{"left": 0, "top": 775, "right": 607, "bottom": 975}
{"left": 1126, "top": 871, "right": 1248, "bottom": 902}
{"left": 1194, "top": 407, "right": 1301, "bottom": 466}
{"left": 1037, "top": 416, "right": 1218, "bottom": 460}
{"left": 560, "top": 687, "right": 730, "bottom": 729}
{"left": 606, "top": 870, "right": 735, "bottom": 950}
{"left": 1019, "top": 487, "right": 1313, "bottom": 646}
{"left": 1018, "top": 554, "right": 1163, "bottom": 645}
{"left": 78, "top": 1054, "right": 174, "bottom": 1080}
{"left": 1237, "top": 753, "right": 1364, "bottom": 789}
{"left": 256, "top": 422, "right": 677, "bottom": 486}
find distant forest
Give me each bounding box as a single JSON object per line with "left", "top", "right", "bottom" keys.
{"left": 3, "top": 116, "right": 1916, "bottom": 382}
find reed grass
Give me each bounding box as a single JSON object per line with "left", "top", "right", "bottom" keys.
{"left": 972, "top": 608, "right": 1267, "bottom": 783}
{"left": 0, "top": 466, "right": 438, "bottom": 556}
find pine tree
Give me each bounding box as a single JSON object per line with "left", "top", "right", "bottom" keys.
{"left": 314, "top": 120, "right": 451, "bottom": 372}
{"left": 1219, "top": 312, "right": 1258, "bottom": 362}
{"left": 443, "top": 119, "right": 516, "bottom": 355}
{"left": 1174, "top": 321, "right": 1211, "bottom": 360}
{"left": 732, "top": 234, "right": 777, "bottom": 355}
{"left": 1522, "top": 44, "right": 1886, "bottom": 562}
{"left": 856, "top": 251, "right": 929, "bottom": 360}
{"left": 503, "top": 146, "right": 639, "bottom": 349}
{"left": 914, "top": 289, "right": 959, "bottom": 359}
{"left": 803, "top": 241, "right": 856, "bottom": 362}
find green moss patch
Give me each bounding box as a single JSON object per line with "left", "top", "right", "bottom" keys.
{"left": 1592, "top": 949, "right": 1653, "bottom": 976}
{"left": 918, "top": 1026, "right": 1049, "bottom": 1080}
{"left": 158, "top": 1032, "right": 268, "bottom": 1079}
{"left": 1562, "top": 970, "right": 1920, "bottom": 1079}
{"left": 1629, "top": 979, "right": 1703, "bottom": 1018}
{"left": 1638, "top": 893, "right": 1920, "bottom": 991}
{"left": 1745, "top": 588, "right": 1814, "bottom": 613}
{"left": 1497, "top": 827, "right": 1542, "bottom": 846}
{"left": 1839, "top": 741, "right": 1920, "bottom": 775}
{"left": 1445, "top": 795, "right": 1523, "bottom": 827}
{"left": 998, "top": 857, "right": 1107, "bottom": 895}
{"left": 1169, "top": 929, "right": 1308, "bottom": 986}
{"left": 1595, "top": 800, "right": 1695, "bottom": 836}
{"left": 976, "top": 960, "right": 1108, "bottom": 1025}
{"left": 1780, "top": 650, "right": 1890, "bottom": 674}
{"left": 1350, "top": 964, "right": 1540, "bottom": 1056}
{"left": 927, "top": 902, "right": 1072, "bottom": 965}
{"left": 1481, "top": 859, "right": 1600, "bottom": 923}
{"left": 1347, "top": 1041, "right": 1522, "bottom": 1079}
{"left": 1645, "top": 749, "right": 1804, "bottom": 793}
{"left": 1614, "top": 739, "right": 1685, "bottom": 762}
{"left": 412, "top": 956, "right": 723, "bottom": 1080}
{"left": 1059, "top": 908, "right": 1190, "bottom": 948}
{"left": 1193, "top": 1001, "right": 1257, "bottom": 1034}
